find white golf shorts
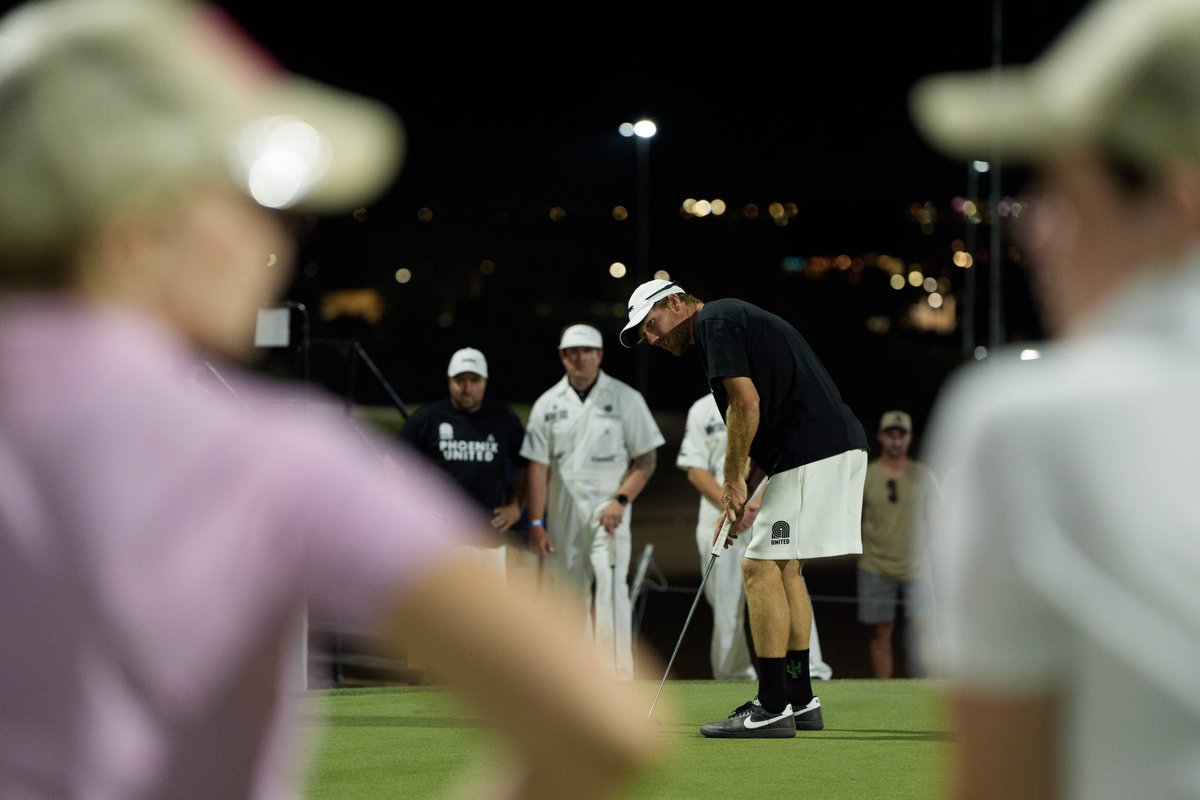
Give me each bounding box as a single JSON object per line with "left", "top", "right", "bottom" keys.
{"left": 745, "top": 448, "right": 867, "bottom": 561}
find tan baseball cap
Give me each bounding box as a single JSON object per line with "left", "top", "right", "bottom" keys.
{"left": 909, "top": 0, "right": 1200, "bottom": 172}
{"left": 0, "top": 0, "right": 405, "bottom": 282}
{"left": 879, "top": 410, "right": 912, "bottom": 433}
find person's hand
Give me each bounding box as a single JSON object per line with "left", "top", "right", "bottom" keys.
{"left": 529, "top": 525, "right": 554, "bottom": 556}
{"left": 712, "top": 513, "right": 737, "bottom": 550}
{"left": 491, "top": 502, "right": 521, "bottom": 533}
{"left": 735, "top": 502, "right": 760, "bottom": 533}
{"left": 598, "top": 499, "right": 624, "bottom": 534}
{"left": 720, "top": 477, "right": 748, "bottom": 526}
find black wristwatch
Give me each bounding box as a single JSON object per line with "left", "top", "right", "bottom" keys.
{"left": 616, "top": 493, "right": 629, "bottom": 506}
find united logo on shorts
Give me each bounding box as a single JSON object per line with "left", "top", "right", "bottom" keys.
{"left": 770, "top": 520, "right": 790, "bottom": 545}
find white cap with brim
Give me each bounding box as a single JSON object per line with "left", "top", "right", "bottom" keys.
{"left": 909, "top": 0, "right": 1200, "bottom": 171}
{"left": 558, "top": 324, "right": 603, "bottom": 350}
{"left": 619, "top": 279, "right": 685, "bottom": 347}
{"left": 0, "top": 0, "right": 404, "bottom": 236}
{"left": 447, "top": 347, "right": 488, "bottom": 378}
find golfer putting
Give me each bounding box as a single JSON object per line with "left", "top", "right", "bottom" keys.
{"left": 621, "top": 280, "right": 867, "bottom": 738}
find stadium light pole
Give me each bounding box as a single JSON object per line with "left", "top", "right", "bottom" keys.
{"left": 619, "top": 118, "right": 656, "bottom": 395}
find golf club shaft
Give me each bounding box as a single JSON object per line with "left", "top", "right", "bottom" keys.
{"left": 610, "top": 534, "right": 618, "bottom": 674}
{"left": 646, "top": 516, "right": 735, "bottom": 719}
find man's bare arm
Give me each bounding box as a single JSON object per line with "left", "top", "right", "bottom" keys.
{"left": 526, "top": 460, "right": 553, "bottom": 555}
{"left": 598, "top": 449, "right": 657, "bottom": 534}
{"left": 720, "top": 376, "right": 760, "bottom": 521}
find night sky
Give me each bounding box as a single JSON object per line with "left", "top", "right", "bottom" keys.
{"left": 225, "top": 1, "right": 1090, "bottom": 424}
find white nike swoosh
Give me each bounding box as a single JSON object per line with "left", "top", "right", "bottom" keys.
{"left": 743, "top": 709, "right": 791, "bottom": 729}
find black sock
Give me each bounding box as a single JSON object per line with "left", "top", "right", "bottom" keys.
{"left": 786, "top": 649, "right": 813, "bottom": 708}
{"left": 756, "top": 658, "right": 787, "bottom": 713}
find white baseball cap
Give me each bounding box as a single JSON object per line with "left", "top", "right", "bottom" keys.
{"left": 558, "top": 323, "right": 603, "bottom": 350}
{"left": 909, "top": 0, "right": 1200, "bottom": 172}
{"left": 619, "top": 279, "right": 685, "bottom": 347}
{"left": 447, "top": 347, "right": 488, "bottom": 378}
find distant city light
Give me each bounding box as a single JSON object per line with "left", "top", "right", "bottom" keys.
{"left": 653, "top": 269, "right": 671, "bottom": 281}
{"left": 953, "top": 250, "right": 974, "bottom": 268}
{"left": 395, "top": 268, "right": 412, "bottom": 284}
{"left": 972, "top": 160, "right": 990, "bottom": 173}
{"left": 908, "top": 270, "right": 924, "bottom": 287}
{"left": 609, "top": 262, "right": 627, "bottom": 278}
{"left": 549, "top": 206, "right": 565, "bottom": 221}
{"left": 619, "top": 119, "right": 658, "bottom": 138}
{"left": 417, "top": 207, "right": 433, "bottom": 222}
{"left": 711, "top": 199, "right": 726, "bottom": 215}
{"left": 889, "top": 274, "right": 906, "bottom": 290}
{"left": 923, "top": 277, "right": 938, "bottom": 293}
{"left": 612, "top": 205, "right": 628, "bottom": 221}
{"left": 928, "top": 293, "right": 943, "bottom": 309}
{"left": 974, "top": 346, "right": 989, "bottom": 360}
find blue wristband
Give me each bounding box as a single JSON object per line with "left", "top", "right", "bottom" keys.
{"left": 529, "top": 519, "right": 545, "bottom": 528}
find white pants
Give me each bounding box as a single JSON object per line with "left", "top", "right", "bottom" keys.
{"left": 541, "top": 503, "right": 634, "bottom": 681}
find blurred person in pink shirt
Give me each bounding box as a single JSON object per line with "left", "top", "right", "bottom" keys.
{"left": 0, "top": 1, "right": 666, "bottom": 798}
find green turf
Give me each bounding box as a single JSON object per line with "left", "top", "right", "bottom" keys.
{"left": 302, "top": 679, "right": 952, "bottom": 799}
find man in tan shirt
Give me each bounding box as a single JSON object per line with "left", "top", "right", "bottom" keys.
{"left": 858, "top": 410, "right": 941, "bottom": 678}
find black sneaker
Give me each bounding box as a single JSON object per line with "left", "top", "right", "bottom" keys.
{"left": 791, "top": 696, "right": 824, "bottom": 731}
{"left": 699, "top": 698, "right": 796, "bottom": 739}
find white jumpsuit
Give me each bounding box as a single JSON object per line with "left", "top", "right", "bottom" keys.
{"left": 676, "top": 393, "right": 833, "bottom": 680}
{"left": 521, "top": 370, "right": 665, "bottom": 680}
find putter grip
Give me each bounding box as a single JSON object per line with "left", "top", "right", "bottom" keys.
{"left": 709, "top": 517, "right": 735, "bottom": 557}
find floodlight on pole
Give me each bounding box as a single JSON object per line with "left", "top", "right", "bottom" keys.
{"left": 618, "top": 118, "right": 657, "bottom": 394}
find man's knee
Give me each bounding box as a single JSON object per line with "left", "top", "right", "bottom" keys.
{"left": 741, "top": 558, "right": 782, "bottom": 594}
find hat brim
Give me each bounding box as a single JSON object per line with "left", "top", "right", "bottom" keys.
{"left": 619, "top": 307, "right": 650, "bottom": 348}
{"left": 908, "top": 0, "right": 1200, "bottom": 166}
{"left": 909, "top": 69, "right": 1070, "bottom": 164}
{"left": 186, "top": 5, "right": 405, "bottom": 213}
{"left": 250, "top": 77, "right": 405, "bottom": 213}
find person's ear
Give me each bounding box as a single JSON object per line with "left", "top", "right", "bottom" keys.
{"left": 1163, "top": 159, "right": 1200, "bottom": 232}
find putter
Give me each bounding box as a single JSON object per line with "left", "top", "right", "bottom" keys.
{"left": 609, "top": 533, "right": 618, "bottom": 676}
{"left": 646, "top": 516, "right": 735, "bottom": 723}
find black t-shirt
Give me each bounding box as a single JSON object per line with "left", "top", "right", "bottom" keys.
{"left": 397, "top": 398, "right": 529, "bottom": 518}
{"left": 694, "top": 298, "right": 867, "bottom": 475}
